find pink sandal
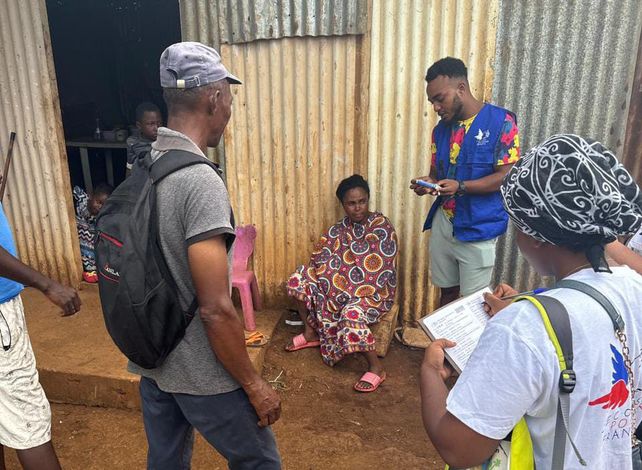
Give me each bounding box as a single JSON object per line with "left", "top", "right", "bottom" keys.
{"left": 354, "top": 371, "right": 386, "bottom": 393}
{"left": 285, "top": 333, "right": 320, "bottom": 352}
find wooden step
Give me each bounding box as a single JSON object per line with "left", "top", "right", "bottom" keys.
{"left": 21, "top": 285, "right": 282, "bottom": 410}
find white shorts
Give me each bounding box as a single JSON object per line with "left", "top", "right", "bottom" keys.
{"left": 0, "top": 295, "right": 51, "bottom": 449}
{"left": 429, "top": 209, "right": 497, "bottom": 295}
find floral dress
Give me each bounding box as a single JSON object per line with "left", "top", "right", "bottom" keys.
{"left": 287, "top": 212, "right": 398, "bottom": 366}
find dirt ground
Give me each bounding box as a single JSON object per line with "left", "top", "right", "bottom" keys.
{"left": 5, "top": 317, "right": 444, "bottom": 470}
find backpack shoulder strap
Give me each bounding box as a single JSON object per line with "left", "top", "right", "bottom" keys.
{"left": 149, "top": 149, "right": 220, "bottom": 185}
{"left": 555, "top": 279, "right": 624, "bottom": 332}
{"left": 520, "top": 295, "right": 574, "bottom": 374}
{"left": 147, "top": 149, "right": 220, "bottom": 317}
{"left": 516, "top": 295, "right": 586, "bottom": 467}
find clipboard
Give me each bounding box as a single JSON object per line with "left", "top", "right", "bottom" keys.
{"left": 418, "top": 287, "right": 491, "bottom": 374}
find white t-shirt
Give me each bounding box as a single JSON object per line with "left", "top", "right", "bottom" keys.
{"left": 627, "top": 227, "right": 642, "bottom": 256}
{"left": 447, "top": 267, "right": 642, "bottom": 470}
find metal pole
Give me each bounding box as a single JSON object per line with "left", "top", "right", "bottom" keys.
{"left": 0, "top": 132, "right": 16, "bottom": 203}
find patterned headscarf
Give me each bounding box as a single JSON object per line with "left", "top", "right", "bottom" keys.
{"left": 501, "top": 134, "right": 642, "bottom": 272}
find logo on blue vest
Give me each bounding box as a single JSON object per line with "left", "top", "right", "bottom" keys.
{"left": 475, "top": 129, "right": 490, "bottom": 146}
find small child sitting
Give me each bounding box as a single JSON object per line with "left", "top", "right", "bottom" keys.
{"left": 126, "top": 102, "right": 162, "bottom": 173}
{"left": 73, "top": 183, "right": 113, "bottom": 283}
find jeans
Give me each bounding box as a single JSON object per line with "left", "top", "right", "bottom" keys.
{"left": 634, "top": 445, "right": 641, "bottom": 470}
{"left": 139, "top": 377, "right": 281, "bottom": 470}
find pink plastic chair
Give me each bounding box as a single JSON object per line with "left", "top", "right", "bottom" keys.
{"left": 231, "top": 225, "right": 262, "bottom": 331}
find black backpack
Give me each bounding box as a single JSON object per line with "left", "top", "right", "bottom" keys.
{"left": 95, "top": 149, "right": 226, "bottom": 369}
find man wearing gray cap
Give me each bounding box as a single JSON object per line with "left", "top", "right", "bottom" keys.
{"left": 127, "top": 42, "right": 281, "bottom": 469}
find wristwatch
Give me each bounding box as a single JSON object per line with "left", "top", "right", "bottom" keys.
{"left": 456, "top": 180, "right": 467, "bottom": 196}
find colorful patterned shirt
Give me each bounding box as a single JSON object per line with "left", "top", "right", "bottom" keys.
{"left": 431, "top": 112, "right": 520, "bottom": 220}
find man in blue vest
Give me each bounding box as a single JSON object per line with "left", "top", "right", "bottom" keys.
{"left": 411, "top": 57, "right": 520, "bottom": 307}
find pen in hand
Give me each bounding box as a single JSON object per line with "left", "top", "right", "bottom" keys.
{"left": 500, "top": 287, "right": 549, "bottom": 301}
{"left": 414, "top": 179, "right": 442, "bottom": 192}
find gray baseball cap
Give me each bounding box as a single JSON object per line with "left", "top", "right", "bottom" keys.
{"left": 159, "top": 42, "right": 241, "bottom": 89}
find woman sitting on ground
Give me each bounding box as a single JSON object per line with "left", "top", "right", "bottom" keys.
{"left": 285, "top": 174, "right": 398, "bottom": 393}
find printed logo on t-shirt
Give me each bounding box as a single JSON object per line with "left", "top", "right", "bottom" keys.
{"left": 589, "top": 344, "right": 639, "bottom": 442}
{"left": 589, "top": 344, "right": 629, "bottom": 409}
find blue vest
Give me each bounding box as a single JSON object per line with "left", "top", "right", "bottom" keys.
{"left": 0, "top": 204, "right": 23, "bottom": 303}
{"left": 423, "top": 103, "right": 512, "bottom": 242}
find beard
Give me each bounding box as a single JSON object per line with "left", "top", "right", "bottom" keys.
{"left": 449, "top": 95, "right": 465, "bottom": 122}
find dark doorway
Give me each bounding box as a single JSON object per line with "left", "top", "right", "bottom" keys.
{"left": 46, "top": 0, "right": 181, "bottom": 192}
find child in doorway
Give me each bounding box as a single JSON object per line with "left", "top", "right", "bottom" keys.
{"left": 73, "top": 183, "right": 113, "bottom": 283}
{"left": 126, "top": 102, "right": 162, "bottom": 173}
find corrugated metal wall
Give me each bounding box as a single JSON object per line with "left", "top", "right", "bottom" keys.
{"left": 366, "top": 0, "right": 499, "bottom": 327}
{"left": 492, "top": 0, "right": 642, "bottom": 291}
{"left": 181, "top": 0, "right": 366, "bottom": 46}
{"left": 181, "top": 0, "right": 642, "bottom": 321}
{"left": 179, "top": 0, "right": 227, "bottom": 169}
{"left": 0, "top": 0, "right": 81, "bottom": 285}
{"left": 623, "top": 25, "right": 642, "bottom": 185}
{"left": 217, "top": 0, "right": 366, "bottom": 44}
{"left": 179, "top": 0, "right": 221, "bottom": 48}
{"left": 220, "top": 36, "right": 364, "bottom": 305}
{"left": 180, "top": 0, "right": 368, "bottom": 306}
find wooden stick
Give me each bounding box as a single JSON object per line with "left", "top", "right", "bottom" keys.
{"left": 0, "top": 132, "right": 16, "bottom": 203}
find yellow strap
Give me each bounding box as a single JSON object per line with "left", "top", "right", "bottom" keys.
{"left": 510, "top": 418, "right": 535, "bottom": 469}
{"left": 514, "top": 295, "right": 568, "bottom": 371}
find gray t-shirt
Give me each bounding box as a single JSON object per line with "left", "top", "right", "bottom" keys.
{"left": 127, "top": 127, "right": 239, "bottom": 396}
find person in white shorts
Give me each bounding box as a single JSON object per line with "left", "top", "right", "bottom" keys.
{"left": 0, "top": 200, "right": 81, "bottom": 470}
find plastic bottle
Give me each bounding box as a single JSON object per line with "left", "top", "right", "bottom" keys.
{"left": 93, "top": 118, "right": 102, "bottom": 141}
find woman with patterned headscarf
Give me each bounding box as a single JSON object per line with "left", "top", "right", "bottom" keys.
{"left": 420, "top": 135, "right": 642, "bottom": 469}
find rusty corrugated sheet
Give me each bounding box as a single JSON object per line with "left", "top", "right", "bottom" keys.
{"left": 0, "top": 0, "right": 81, "bottom": 285}
{"left": 492, "top": 0, "right": 642, "bottom": 291}
{"left": 179, "top": 0, "right": 221, "bottom": 48}
{"left": 623, "top": 26, "right": 642, "bottom": 185}
{"left": 221, "top": 35, "right": 365, "bottom": 305}
{"left": 366, "top": 0, "right": 499, "bottom": 331}
{"left": 179, "top": 0, "right": 366, "bottom": 174}
{"left": 180, "top": 0, "right": 366, "bottom": 46}
{"left": 218, "top": 0, "right": 366, "bottom": 44}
